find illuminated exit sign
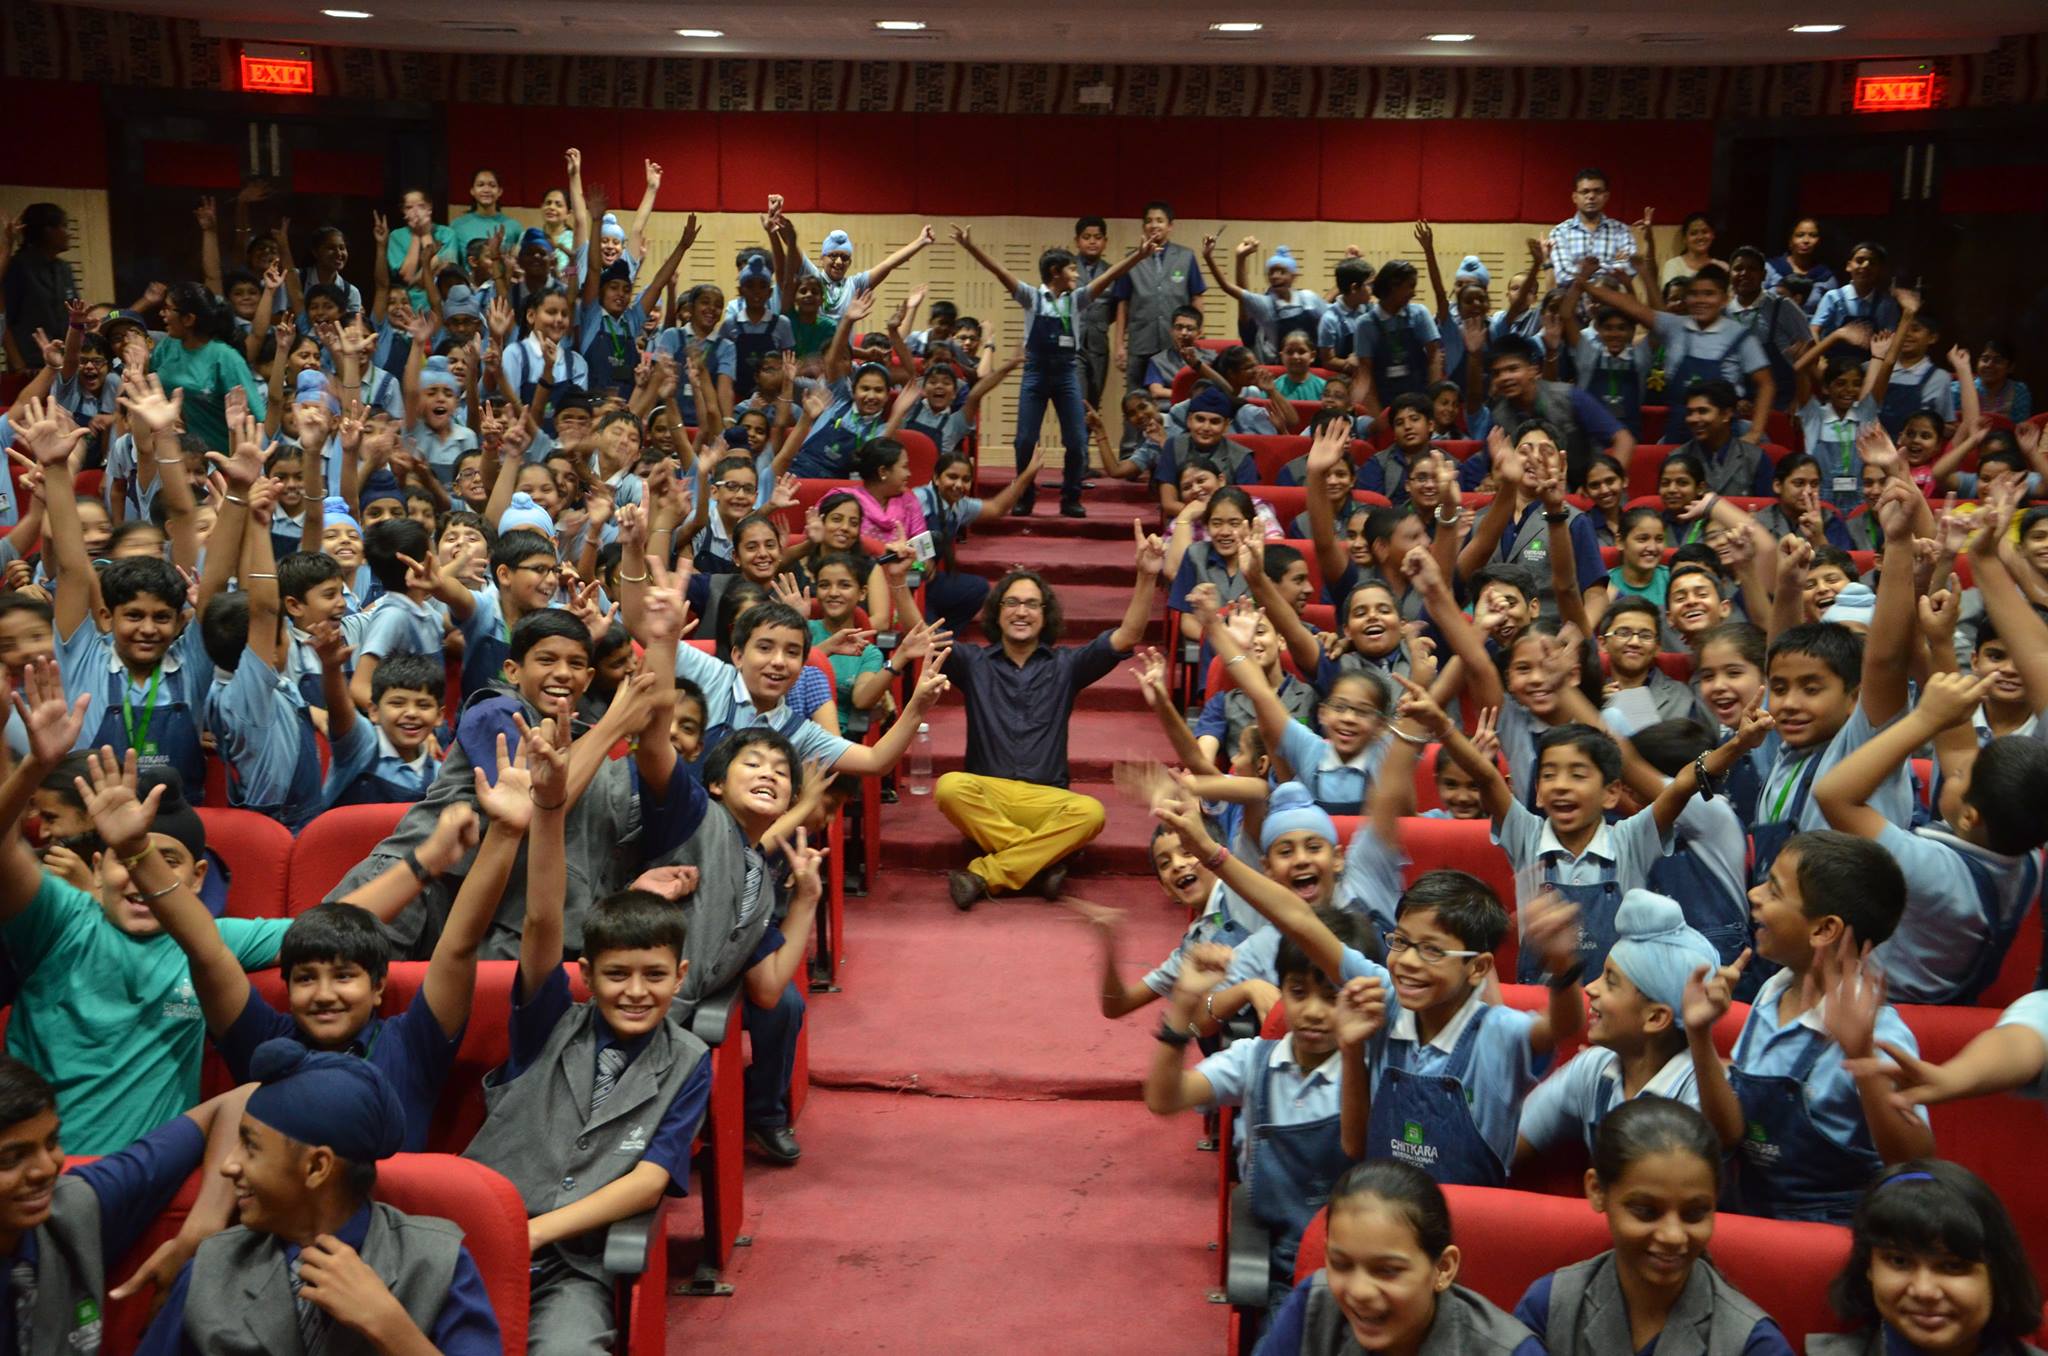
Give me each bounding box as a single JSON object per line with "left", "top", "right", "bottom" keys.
{"left": 240, "top": 44, "right": 314, "bottom": 95}
{"left": 1853, "top": 73, "right": 1935, "bottom": 112}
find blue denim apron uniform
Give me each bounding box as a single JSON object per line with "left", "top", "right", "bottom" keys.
{"left": 1586, "top": 351, "right": 1643, "bottom": 435}
{"left": 1267, "top": 294, "right": 1322, "bottom": 353}
{"left": 227, "top": 707, "right": 325, "bottom": 818}
{"left": 332, "top": 758, "right": 434, "bottom": 808}
{"left": 1365, "top": 1005, "right": 1507, "bottom": 1187}
{"left": 667, "top": 331, "right": 723, "bottom": 430}
{"left": 459, "top": 623, "right": 511, "bottom": 706}
{"left": 1365, "top": 308, "right": 1429, "bottom": 403}
{"left": 98, "top": 665, "right": 205, "bottom": 804}
{"left": 1242, "top": 1040, "right": 1351, "bottom": 1304}
{"left": 1013, "top": 290, "right": 1091, "bottom": 511}
{"left": 1648, "top": 850, "right": 1750, "bottom": 967}
{"left": 581, "top": 312, "right": 636, "bottom": 400}
{"left": 1726, "top": 1034, "right": 1878, "bottom": 1225}
{"left": 727, "top": 321, "right": 780, "bottom": 403}
{"left": 792, "top": 404, "right": 884, "bottom": 481}
{"left": 1717, "top": 744, "right": 1764, "bottom": 828}
{"left": 1949, "top": 850, "right": 2039, "bottom": 1005}
{"left": 1736, "top": 301, "right": 1797, "bottom": 411}
{"left": 1664, "top": 346, "right": 1724, "bottom": 412}
{"left": 1877, "top": 379, "right": 1928, "bottom": 439}
{"left": 1518, "top": 856, "right": 1620, "bottom": 984}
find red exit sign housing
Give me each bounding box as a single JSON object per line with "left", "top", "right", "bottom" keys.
{"left": 240, "top": 51, "right": 315, "bottom": 95}
{"left": 1853, "top": 73, "right": 1936, "bottom": 112}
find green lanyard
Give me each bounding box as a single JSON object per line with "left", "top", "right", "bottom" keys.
{"left": 122, "top": 665, "right": 164, "bottom": 755}
{"left": 1049, "top": 292, "right": 1073, "bottom": 334}
{"left": 1765, "top": 752, "right": 1810, "bottom": 822}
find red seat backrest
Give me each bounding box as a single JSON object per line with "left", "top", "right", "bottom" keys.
{"left": 194, "top": 807, "right": 295, "bottom": 920}
{"left": 1625, "top": 446, "right": 1681, "bottom": 501}
{"left": 374, "top": 1155, "right": 534, "bottom": 1354}
{"left": 791, "top": 478, "right": 860, "bottom": 514}
{"left": 893, "top": 428, "right": 938, "bottom": 484}
{"left": 1654, "top": 652, "right": 1694, "bottom": 684}
{"left": 288, "top": 802, "right": 411, "bottom": 913}
{"left": 1257, "top": 485, "right": 1310, "bottom": 530}
{"left": 1437, "top": 438, "right": 1484, "bottom": 462}
{"left": 1236, "top": 435, "right": 1310, "bottom": 484}
{"left": 1641, "top": 406, "right": 1669, "bottom": 441}
{"left": 1396, "top": 817, "right": 1521, "bottom": 980}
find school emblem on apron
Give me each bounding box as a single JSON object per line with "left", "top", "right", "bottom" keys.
{"left": 1392, "top": 1120, "right": 1440, "bottom": 1169}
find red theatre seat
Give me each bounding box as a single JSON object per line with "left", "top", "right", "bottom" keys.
{"left": 288, "top": 802, "right": 411, "bottom": 913}
{"left": 194, "top": 807, "right": 295, "bottom": 919}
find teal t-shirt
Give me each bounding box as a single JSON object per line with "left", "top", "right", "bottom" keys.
{"left": 808, "top": 619, "right": 884, "bottom": 728}
{"left": 2, "top": 872, "right": 289, "bottom": 1153}
{"left": 1274, "top": 372, "right": 1327, "bottom": 401}
{"left": 1608, "top": 563, "right": 1671, "bottom": 611}
{"left": 147, "top": 338, "right": 265, "bottom": 455}
{"left": 385, "top": 224, "right": 461, "bottom": 310}
{"left": 448, "top": 209, "right": 519, "bottom": 264}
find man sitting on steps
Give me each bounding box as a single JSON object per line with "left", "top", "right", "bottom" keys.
{"left": 937, "top": 520, "right": 1166, "bottom": 909}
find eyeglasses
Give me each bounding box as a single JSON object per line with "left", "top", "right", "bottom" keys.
{"left": 1320, "top": 700, "right": 1383, "bottom": 720}
{"left": 514, "top": 562, "right": 561, "bottom": 578}
{"left": 1386, "top": 934, "right": 1481, "bottom": 964}
{"left": 1605, "top": 627, "right": 1657, "bottom": 644}
{"left": 712, "top": 480, "right": 757, "bottom": 493}
{"left": 999, "top": 597, "right": 1044, "bottom": 613}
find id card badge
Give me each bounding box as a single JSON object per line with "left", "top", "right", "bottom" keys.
{"left": 1385, "top": 364, "right": 1409, "bottom": 380}
{"left": 909, "top": 530, "right": 936, "bottom": 564}
{"left": 1831, "top": 476, "right": 1856, "bottom": 493}
{"left": 1056, "top": 334, "right": 1075, "bottom": 350}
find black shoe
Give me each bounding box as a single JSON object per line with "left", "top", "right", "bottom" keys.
{"left": 747, "top": 1126, "right": 801, "bottom": 1164}
{"left": 1059, "top": 501, "right": 1087, "bottom": 519}
{"left": 1010, "top": 499, "right": 1036, "bottom": 517}
{"left": 1035, "top": 862, "right": 1070, "bottom": 900}
{"left": 949, "top": 870, "right": 988, "bottom": 911}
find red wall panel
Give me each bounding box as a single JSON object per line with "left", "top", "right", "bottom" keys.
{"left": 1517, "top": 120, "right": 1713, "bottom": 221}
{"left": 444, "top": 103, "right": 512, "bottom": 201}
{"left": 141, "top": 140, "right": 241, "bottom": 190}
{"left": 718, "top": 113, "right": 818, "bottom": 212}
{"left": 292, "top": 148, "right": 386, "bottom": 197}
{"left": 1939, "top": 163, "right": 2048, "bottom": 215}
{"left": 0, "top": 80, "right": 107, "bottom": 189}
{"left": 1418, "top": 121, "right": 1525, "bottom": 221}
{"left": 816, "top": 115, "right": 917, "bottom": 213}
{"left": 635, "top": 111, "right": 722, "bottom": 212}
{"left": 1319, "top": 121, "right": 1423, "bottom": 222}
{"left": 1797, "top": 169, "right": 1892, "bottom": 219}
{"left": 1214, "top": 121, "right": 1322, "bottom": 221}
{"left": 1111, "top": 119, "right": 1219, "bottom": 222}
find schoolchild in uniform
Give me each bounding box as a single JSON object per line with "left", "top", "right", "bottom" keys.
{"left": 1153, "top": 386, "right": 1261, "bottom": 511}
{"left": 719, "top": 255, "right": 796, "bottom": 405}
{"left": 0, "top": 687, "right": 291, "bottom": 1154}
{"left": 911, "top": 448, "right": 1040, "bottom": 638}
{"left": 787, "top": 222, "right": 933, "bottom": 327}
{"left": 1113, "top": 201, "right": 1208, "bottom": 391}
{"left": 1599, "top": 600, "right": 1703, "bottom": 720}
{"left": 1167, "top": 490, "right": 1259, "bottom": 682}
{"left": 780, "top": 295, "right": 894, "bottom": 482}
{"left": 1791, "top": 325, "right": 1882, "bottom": 520}
{"left": 1684, "top": 830, "right": 1935, "bottom": 1224}
{"left": 1864, "top": 288, "right": 1963, "bottom": 438}
{"left": 1157, "top": 779, "right": 1586, "bottom": 1191}
{"left": 1514, "top": 892, "right": 1718, "bottom": 1170}
{"left": 1143, "top": 306, "right": 1204, "bottom": 402}
{"left": 1316, "top": 256, "right": 1375, "bottom": 373}
{"left": 408, "top": 356, "right": 478, "bottom": 486}
{"left": 1191, "top": 610, "right": 1315, "bottom": 772}
{"left": 335, "top": 653, "right": 446, "bottom": 805}
{"left": 1203, "top": 237, "right": 1328, "bottom": 362}
{"left": 1727, "top": 245, "right": 1810, "bottom": 412}
{"left": 1811, "top": 1161, "right": 2045, "bottom": 1356}
{"left": 450, "top": 527, "right": 559, "bottom": 702}
{"left": 499, "top": 287, "right": 587, "bottom": 436}
{"left": 950, "top": 222, "right": 1157, "bottom": 518}
{"left": 1814, "top": 647, "right": 2048, "bottom": 1007}
{"left": 1351, "top": 260, "right": 1443, "bottom": 411}
{"left": 1144, "top": 910, "right": 1384, "bottom": 1305}
{"left": 578, "top": 224, "right": 691, "bottom": 403}
{"left": 1581, "top": 261, "right": 1777, "bottom": 436}
{"left": 1257, "top": 1160, "right": 1547, "bottom": 1356}
{"left": 1515, "top": 1098, "right": 1795, "bottom": 1356}
{"left": 348, "top": 517, "right": 449, "bottom": 712}
{"left": 0, "top": 1056, "right": 249, "bottom": 1355}
{"left": 1623, "top": 719, "right": 1749, "bottom": 964}
{"left": 142, "top": 1039, "right": 501, "bottom": 1355}
{"left": 1812, "top": 243, "right": 1902, "bottom": 360}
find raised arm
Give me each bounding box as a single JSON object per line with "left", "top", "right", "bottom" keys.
{"left": 1302, "top": 418, "right": 1356, "bottom": 590}
{"left": 1154, "top": 793, "right": 1349, "bottom": 983}
{"left": 1405, "top": 545, "right": 1504, "bottom": 712}
{"left": 1859, "top": 480, "right": 1919, "bottom": 725}
{"left": 1082, "top": 235, "right": 1161, "bottom": 304}
{"left": 863, "top": 225, "right": 935, "bottom": 291}
{"left": 1394, "top": 673, "right": 1513, "bottom": 822}
{"left": 1111, "top": 519, "right": 1165, "bottom": 652}
{"left": 1199, "top": 235, "right": 1251, "bottom": 306}
{"left": 946, "top": 224, "right": 1022, "bottom": 298}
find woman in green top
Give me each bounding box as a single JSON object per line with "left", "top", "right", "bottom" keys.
{"left": 148, "top": 282, "right": 266, "bottom": 454}
{"left": 384, "top": 186, "right": 459, "bottom": 310}
{"left": 786, "top": 274, "right": 835, "bottom": 359}
{"left": 1272, "top": 332, "right": 1327, "bottom": 401}
{"left": 807, "top": 552, "right": 891, "bottom": 730}
{"left": 448, "top": 167, "right": 521, "bottom": 263}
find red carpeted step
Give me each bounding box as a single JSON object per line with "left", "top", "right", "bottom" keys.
{"left": 953, "top": 530, "right": 1154, "bottom": 588}
{"left": 971, "top": 511, "right": 1158, "bottom": 542}
{"left": 971, "top": 469, "right": 1156, "bottom": 505}
{"left": 811, "top": 873, "right": 1188, "bottom": 1097}
{"left": 879, "top": 778, "right": 1165, "bottom": 875}
{"left": 665, "top": 1089, "right": 1222, "bottom": 1351}
{"left": 926, "top": 710, "right": 1176, "bottom": 782}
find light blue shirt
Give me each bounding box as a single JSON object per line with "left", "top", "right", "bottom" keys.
{"left": 1517, "top": 1046, "right": 1698, "bottom": 1157}
{"left": 410, "top": 419, "right": 478, "bottom": 486}
{"left": 1237, "top": 288, "right": 1329, "bottom": 357}
{"left": 1812, "top": 284, "right": 1903, "bottom": 340}
{"left": 1193, "top": 1032, "right": 1347, "bottom": 1173}
{"left": 55, "top": 620, "right": 210, "bottom": 754}
{"left": 1493, "top": 799, "right": 1668, "bottom": 900}
{"left": 671, "top": 644, "right": 855, "bottom": 769}
{"left": 501, "top": 334, "right": 589, "bottom": 397}
{"left": 1995, "top": 991, "right": 2048, "bottom": 1102}
{"left": 1796, "top": 397, "right": 1880, "bottom": 500}
{"left": 1671, "top": 790, "right": 1748, "bottom": 908}
{"left": 1873, "top": 822, "right": 2042, "bottom": 1005}
{"left": 1336, "top": 950, "right": 1548, "bottom": 1170}
{"left": 1733, "top": 969, "right": 1929, "bottom": 1156}
{"left": 1351, "top": 302, "right": 1442, "bottom": 369}
{"left": 202, "top": 649, "right": 378, "bottom": 828}
{"left": 1276, "top": 719, "right": 1391, "bottom": 817}
{"left": 1758, "top": 701, "right": 1915, "bottom": 834}
{"left": 1879, "top": 356, "right": 1957, "bottom": 423}
{"left": 355, "top": 592, "right": 446, "bottom": 662}
{"left": 1650, "top": 311, "right": 1769, "bottom": 386}
{"left": 1145, "top": 882, "right": 1268, "bottom": 996}
{"left": 798, "top": 257, "right": 874, "bottom": 325}
{"left": 1317, "top": 299, "right": 1369, "bottom": 358}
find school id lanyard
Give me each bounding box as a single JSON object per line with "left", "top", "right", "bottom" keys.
{"left": 1048, "top": 291, "right": 1073, "bottom": 334}
{"left": 122, "top": 665, "right": 164, "bottom": 755}
{"left": 1764, "top": 750, "right": 1813, "bottom": 822}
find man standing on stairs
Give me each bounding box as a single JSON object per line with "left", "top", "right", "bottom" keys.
{"left": 937, "top": 520, "right": 1166, "bottom": 909}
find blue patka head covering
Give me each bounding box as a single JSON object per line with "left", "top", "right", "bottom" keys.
{"left": 245, "top": 1038, "right": 406, "bottom": 1163}
{"left": 1187, "top": 385, "right": 1236, "bottom": 420}
{"left": 1606, "top": 890, "right": 1721, "bottom": 1011}
{"left": 293, "top": 369, "right": 340, "bottom": 414}
{"left": 821, "top": 229, "right": 853, "bottom": 257}
{"left": 1455, "top": 255, "right": 1491, "bottom": 288}
{"left": 1260, "top": 782, "right": 1339, "bottom": 853}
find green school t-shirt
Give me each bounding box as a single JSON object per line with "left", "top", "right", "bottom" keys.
{"left": 2, "top": 873, "right": 289, "bottom": 1154}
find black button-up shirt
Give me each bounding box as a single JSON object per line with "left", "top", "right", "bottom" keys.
{"left": 942, "top": 630, "right": 1121, "bottom": 788}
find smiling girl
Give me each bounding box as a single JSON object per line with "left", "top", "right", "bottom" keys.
{"left": 1516, "top": 1097, "right": 1793, "bottom": 1356}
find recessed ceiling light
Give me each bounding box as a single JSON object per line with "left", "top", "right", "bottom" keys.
{"left": 674, "top": 27, "right": 724, "bottom": 37}
{"left": 1788, "top": 23, "right": 1844, "bottom": 32}
{"left": 1209, "top": 22, "right": 1263, "bottom": 33}
{"left": 321, "top": 8, "right": 372, "bottom": 16}
{"left": 874, "top": 20, "right": 927, "bottom": 30}
{"left": 1426, "top": 32, "right": 1477, "bottom": 42}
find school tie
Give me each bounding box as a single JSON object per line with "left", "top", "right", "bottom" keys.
{"left": 287, "top": 1252, "right": 324, "bottom": 1353}
{"left": 591, "top": 1046, "right": 629, "bottom": 1116}
{"left": 11, "top": 1257, "right": 35, "bottom": 1356}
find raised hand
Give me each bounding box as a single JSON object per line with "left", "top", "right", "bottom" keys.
{"left": 1390, "top": 671, "right": 1452, "bottom": 738}
{"left": 905, "top": 650, "right": 952, "bottom": 713}
{"left": 1133, "top": 517, "right": 1166, "bottom": 576}
{"left": 1172, "top": 942, "right": 1235, "bottom": 1002}
{"left": 1520, "top": 890, "right": 1582, "bottom": 975}
{"left": 1131, "top": 646, "right": 1169, "bottom": 710}
{"left": 73, "top": 747, "right": 164, "bottom": 857}
{"left": 1469, "top": 706, "right": 1501, "bottom": 763}
{"left": 14, "top": 397, "right": 88, "bottom": 468}
{"left": 473, "top": 731, "right": 536, "bottom": 832}
{"left": 12, "top": 660, "right": 92, "bottom": 768}
{"left": 1682, "top": 949, "right": 1749, "bottom": 1034}
{"left": 1334, "top": 976, "right": 1389, "bottom": 1049}
{"left": 770, "top": 571, "right": 808, "bottom": 614}
{"left": 523, "top": 715, "right": 569, "bottom": 811}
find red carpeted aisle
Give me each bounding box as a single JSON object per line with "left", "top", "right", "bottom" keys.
{"left": 666, "top": 474, "right": 1227, "bottom": 1353}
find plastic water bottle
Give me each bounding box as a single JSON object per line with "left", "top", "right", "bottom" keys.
{"left": 907, "top": 722, "right": 933, "bottom": 795}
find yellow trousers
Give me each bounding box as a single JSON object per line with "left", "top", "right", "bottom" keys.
{"left": 932, "top": 773, "right": 1107, "bottom": 894}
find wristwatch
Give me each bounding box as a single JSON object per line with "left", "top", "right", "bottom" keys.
{"left": 401, "top": 848, "right": 435, "bottom": 884}
{"left": 1547, "top": 960, "right": 1585, "bottom": 990}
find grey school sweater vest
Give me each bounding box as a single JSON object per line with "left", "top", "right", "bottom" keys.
{"left": 1124, "top": 244, "right": 1201, "bottom": 359}
{"left": 1490, "top": 381, "right": 1590, "bottom": 465}
{"left": 1541, "top": 1252, "right": 1768, "bottom": 1356}
{"left": 26, "top": 1176, "right": 107, "bottom": 1355}
{"left": 643, "top": 801, "right": 777, "bottom": 1019}
{"left": 1299, "top": 1275, "right": 1536, "bottom": 1355}
{"left": 326, "top": 692, "right": 639, "bottom": 958}
{"left": 464, "top": 1002, "right": 709, "bottom": 1283}
{"left": 181, "top": 1204, "right": 463, "bottom": 1355}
